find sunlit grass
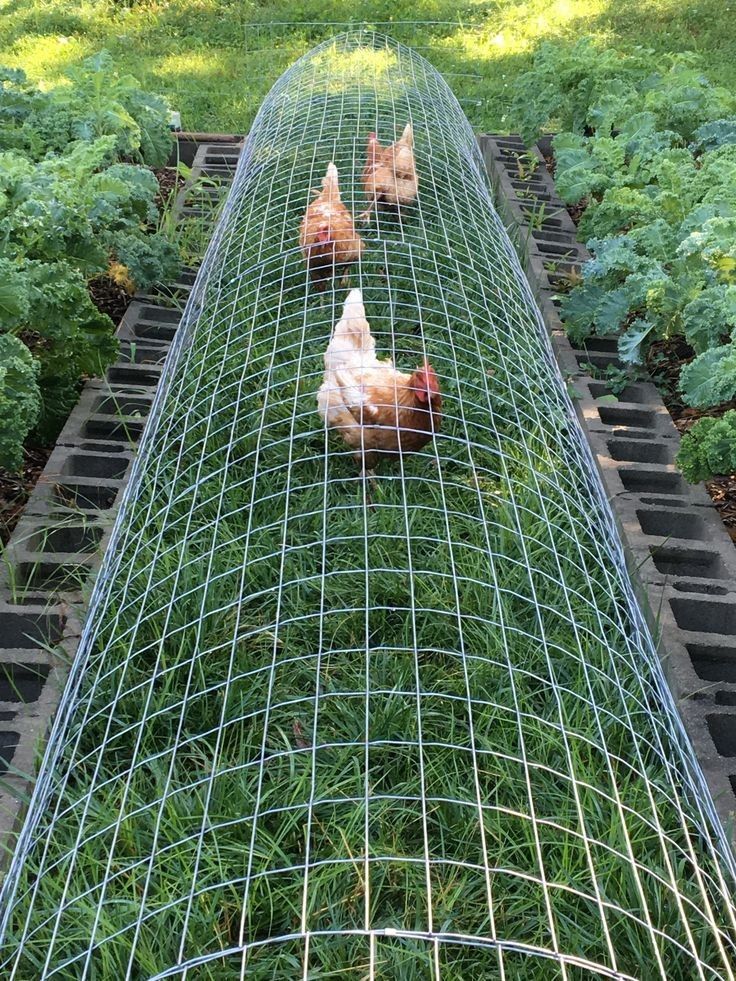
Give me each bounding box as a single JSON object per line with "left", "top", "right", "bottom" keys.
{"left": 1, "top": 0, "right": 735, "bottom": 132}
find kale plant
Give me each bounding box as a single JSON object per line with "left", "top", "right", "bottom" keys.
{"left": 677, "top": 411, "right": 736, "bottom": 482}
{"left": 0, "top": 56, "right": 179, "bottom": 469}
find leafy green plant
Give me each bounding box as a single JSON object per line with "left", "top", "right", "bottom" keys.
{"left": 0, "top": 334, "right": 40, "bottom": 470}
{"left": 512, "top": 40, "right": 734, "bottom": 146}
{"left": 512, "top": 40, "right": 736, "bottom": 401}
{"left": 677, "top": 410, "right": 736, "bottom": 481}
{"left": 0, "top": 52, "right": 172, "bottom": 165}
{"left": 0, "top": 56, "right": 179, "bottom": 468}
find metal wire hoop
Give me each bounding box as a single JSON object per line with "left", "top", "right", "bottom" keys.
{"left": 0, "top": 29, "right": 735, "bottom": 980}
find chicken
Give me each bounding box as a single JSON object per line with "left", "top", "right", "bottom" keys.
{"left": 360, "top": 123, "right": 418, "bottom": 222}
{"left": 317, "top": 289, "right": 442, "bottom": 473}
{"left": 300, "top": 162, "right": 364, "bottom": 289}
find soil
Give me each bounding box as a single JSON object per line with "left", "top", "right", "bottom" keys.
{"left": 566, "top": 199, "right": 587, "bottom": 227}
{"left": 88, "top": 275, "right": 132, "bottom": 326}
{"left": 154, "top": 166, "right": 185, "bottom": 211}
{"left": 0, "top": 445, "right": 54, "bottom": 546}
{"left": 0, "top": 166, "right": 183, "bottom": 547}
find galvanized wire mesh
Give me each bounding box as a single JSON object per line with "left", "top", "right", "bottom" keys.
{"left": 241, "top": 20, "right": 488, "bottom": 125}
{"left": 1, "top": 30, "right": 736, "bottom": 980}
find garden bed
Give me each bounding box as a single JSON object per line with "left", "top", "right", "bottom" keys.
{"left": 0, "top": 165, "right": 188, "bottom": 547}
{"left": 538, "top": 156, "right": 736, "bottom": 541}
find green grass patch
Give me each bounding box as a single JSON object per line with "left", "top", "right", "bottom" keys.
{"left": 1, "top": 0, "right": 736, "bottom": 132}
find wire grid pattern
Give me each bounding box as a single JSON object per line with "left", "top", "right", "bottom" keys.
{"left": 1, "top": 30, "right": 736, "bottom": 980}
{"left": 241, "top": 21, "right": 488, "bottom": 122}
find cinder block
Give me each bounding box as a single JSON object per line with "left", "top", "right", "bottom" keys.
{"left": 20, "top": 443, "right": 135, "bottom": 522}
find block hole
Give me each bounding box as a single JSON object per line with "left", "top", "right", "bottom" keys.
{"left": 650, "top": 546, "right": 727, "bottom": 579}
{"left": 0, "top": 612, "right": 64, "bottom": 648}
{"left": 54, "top": 483, "right": 118, "bottom": 510}
{"left": 29, "top": 524, "right": 103, "bottom": 554}
{"left": 672, "top": 598, "right": 736, "bottom": 635}
{"left": 637, "top": 510, "right": 705, "bottom": 540}
{"left": 64, "top": 455, "right": 128, "bottom": 480}
{"left": 0, "top": 732, "right": 20, "bottom": 773}
{"left": 706, "top": 714, "right": 736, "bottom": 756}
{"left": 607, "top": 441, "right": 670, "bottom": 464}
{"left": 619, "top": 469, "right": 683, "bottom": 494}
{"left": 598, "top": 406, "right": 656, "bottom": 428}
{"left": 0, "top": 663, "right": 51, "bottom": 703}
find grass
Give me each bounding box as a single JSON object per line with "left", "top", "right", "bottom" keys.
{"left": 2, "top": 32, "right": 736, "bottom": 978}
{"left": 0, "top": 0, "right": 736, "bottom": 133}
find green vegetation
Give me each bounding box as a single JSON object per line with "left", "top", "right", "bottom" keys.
{"left": 511, "top": 39, "right": 736, "bottom": 480}
{"left": 0, "top": 54, "right": 178, "bottom": 469}
{"left": 677, "top": 410, "right": 736, "bottom": 482}
{"left": 1, "top": 0, "right": 736, "bottom": 133}
{"left": 3, "top": 36, "right": 735, "bottom": 979}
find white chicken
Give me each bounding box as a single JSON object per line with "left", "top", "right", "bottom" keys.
{"left": 317, "top": 289, "right": 442, "bottom": 474}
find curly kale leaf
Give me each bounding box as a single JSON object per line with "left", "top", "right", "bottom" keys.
{"left": 691, "top": 118, "right": 736, "bottom": 152}
{"left": 22, "top": 260, "right": 118, "bottom": 440}
{"left": 0, "top": 138, "right": 168, "bottom": 280}
{"left": 677, "top": 410, "right": 736, "bottom": 482}
{"left": 678, "top": 216, "right": 736, "bottom": 283}
{"left": 639, "top": 60, "right": 735, "bottom": 140}
{"left": 682, "top": 285, "right": 736, "bottom": 353}
{"left": 579, "top": 187, "right": 664, "bottom": 239}
{"left": 619, "top": 318, "right": 658, "bottom": 364}
{"left": 112, "top": 233, "right": 180, "bottom": 291}
{"left": 551, "top": 133, "right": 623, "bottom": 204}
{"left": 680, "top": 341, "right": 736, "bottom": 408}
{"left": 60, "top": 51, "right": 172, "bottom": 166}
{"left": 0, "top": 333, "right": 40, "bottom": 471}
{"left": 0, "top": 50, "right": 172, "bottom": 165}
{"left": 509, "top": 39, "right": 651, "bottom": 143}
{"left": 0, "top": 258, "right": 31, "bottom": 328}
{"left": 693, "top": 145, "right": 736, "bottom": 205}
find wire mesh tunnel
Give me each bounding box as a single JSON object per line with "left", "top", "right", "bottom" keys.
{"left": 1, "top": 31, "right": 736, "bottom": 980}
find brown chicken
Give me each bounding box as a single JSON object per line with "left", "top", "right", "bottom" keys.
{"left": 360, "top": 123, "right": 418, "bottom": 222}
{"left": 300, "top": 162, "right": 364, "bottom": 289}
{"left": 317, "top": 289, "right": 442, "bottom": 473}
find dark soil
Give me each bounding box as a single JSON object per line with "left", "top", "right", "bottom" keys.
{"left": 566, "top": 198, "right": 587, "bottom": 227}
{"left": 88, "top": 275, "right": 132, "bottom": 326}
{"left": 0, "top": 445, "right": 54, "bottom": 546}
{"left": 0, "top": 166, "right": 182, "bottom": 547}
{"left": 703, "top": 477, "right": 736, "bottom": 542}
{"left": 154, "top": 166, "right": 185, "bottom": 212}
{"left": 645, "top": 337, "right": 696, "bottom": 419}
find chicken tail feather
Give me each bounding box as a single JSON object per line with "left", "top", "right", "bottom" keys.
{"left": 325, "top": 289, "right": 377, "bottom": 370}
{"left": 322, "top": 162, "right": 341, "bottom": 201}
